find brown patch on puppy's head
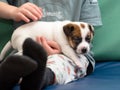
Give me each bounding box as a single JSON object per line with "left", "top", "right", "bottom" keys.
{"left": 80, "top": 23, "right": 85, "bottom": 29}
{"left": 63, "top": 23, "right": 82, "bottom": 50}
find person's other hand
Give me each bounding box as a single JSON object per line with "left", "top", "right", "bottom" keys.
{"left": 11, "top": 2, "right": 43, "bottom": 22}
{"left": 36, "top": 36, "right": 61, "bottom": 56}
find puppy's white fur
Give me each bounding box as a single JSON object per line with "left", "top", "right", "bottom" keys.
{"left": 0, "top": 21, "right": 94, "bottom": 67}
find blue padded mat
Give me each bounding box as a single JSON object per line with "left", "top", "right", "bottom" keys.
{"left": 13, "top": 61, "right": 120, "bottom": 90}
{"left": 44, "top": 61, "right": 120, "bottom": 90}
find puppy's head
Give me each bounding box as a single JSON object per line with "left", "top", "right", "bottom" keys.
{"left": 63, "top": 22, "right": 94, "bottom": 55}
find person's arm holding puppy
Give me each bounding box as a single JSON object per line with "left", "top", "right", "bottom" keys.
{"left": 0, "top": 2, "right": 43, "bottom": 22}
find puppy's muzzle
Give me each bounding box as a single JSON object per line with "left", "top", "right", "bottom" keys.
{"left": 81, "top": 47, "right": 87, "bottom": 54}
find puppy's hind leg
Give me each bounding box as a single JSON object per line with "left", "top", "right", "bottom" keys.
{"left": 21, "top": 38, "right": 47, "bottom": 90}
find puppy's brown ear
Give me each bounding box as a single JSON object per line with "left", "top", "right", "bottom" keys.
{"left": 63, "top": 24, "right": 74, "bottom": 36}
{"left": 88, "top": 24, "right": 94, "bottom": 36}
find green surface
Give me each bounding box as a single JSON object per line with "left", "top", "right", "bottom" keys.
{"left": 0, "top": 19, "right": 13, "bottom": 51}
{"left": 93, "top": 0, "right": 120, "bottom": 61}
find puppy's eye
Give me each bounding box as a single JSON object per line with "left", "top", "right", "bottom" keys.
{"left": 86, "top": 36, "right": 91, "bottom": 43}
{"left": 72, "top": 37, "right": 82, "bottom": 44}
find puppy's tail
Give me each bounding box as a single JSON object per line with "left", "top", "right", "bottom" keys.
{"left": 0, "top": 41, "right": 12, "bottom": 61}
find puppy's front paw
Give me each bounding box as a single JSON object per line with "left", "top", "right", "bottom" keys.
{"left": 75, "top": 61, "right": 82, "bottom": 68}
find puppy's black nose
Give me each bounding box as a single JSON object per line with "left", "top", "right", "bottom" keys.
{"left": 81, "top": 48, "right": 87, "bottom": 53}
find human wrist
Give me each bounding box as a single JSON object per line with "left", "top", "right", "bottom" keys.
{"left": 0, "top": 2, "right": 17, "bottom": 20}
{"left": 8, "top": 6, "right": 18, "bottom": 21}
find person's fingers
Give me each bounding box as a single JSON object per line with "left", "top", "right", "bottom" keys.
{"left": 19, "top": 3, "right": 43, "bottom": 22}
{"left": 47, "top": 41, "right": 61, "bottom": 50}
{"left": 40, "top": 37, "right": 58, "bottom": 55}
{"left": 36, "top": 37, "right": 61, "bottom": 55}
{"left": 40, "top": 37, "right": 53, "bottom": 51}
{"left": 23, "top": 3, "right": 43, "bottom": 20}
{"left": 16, "top": 12, "right": 30, "bottom": 22}
{"left": 19, "top": 8, "right": 38, "bottom": 21}
{"left": 43, "top": 39, "right": 61, "bottom": 54}
{"left": 36, "top": 36, "right": 42, "bottom": 45}
{"left": 28, "top": 3, "right": 43, "bottom": 18}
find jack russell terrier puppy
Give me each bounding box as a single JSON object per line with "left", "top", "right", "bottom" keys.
{"left": 0, "top": 20, "right": 94, "bottom": 67}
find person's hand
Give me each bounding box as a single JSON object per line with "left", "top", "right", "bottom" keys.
{"left": 36, "top": 36, "right": 61, "bottom": 56}
{"left": 11, "top": 2, "right": 43, "bottom": 22}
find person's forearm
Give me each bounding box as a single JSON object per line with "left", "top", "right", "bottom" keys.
{"left": 0, "top": 2, "right": 43, "bottom": 22}
{"left": 0, "top": 2, "right": 17, "bottom": 20}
